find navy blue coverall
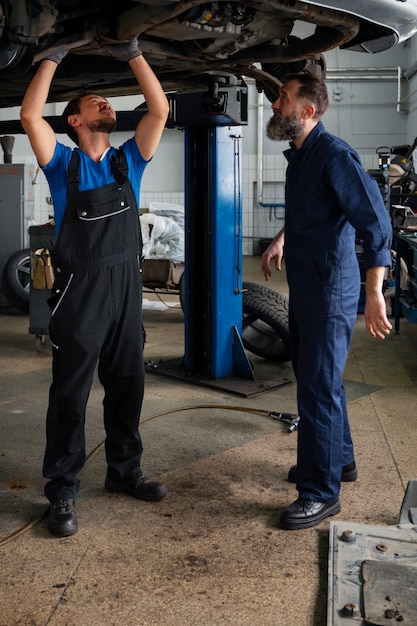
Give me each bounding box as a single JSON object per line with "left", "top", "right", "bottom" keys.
{"left": 43, "top": 150, "right": 146, "bottom": 502}
{"left": 283, "top": 122, "right": 392, "bottom": 503}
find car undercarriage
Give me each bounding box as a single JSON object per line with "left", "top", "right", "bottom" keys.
{"left": 1, "top": 1, "right": 417, "bottom": 108}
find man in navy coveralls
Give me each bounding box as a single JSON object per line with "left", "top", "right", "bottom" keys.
{"left": 261, "top": 73, "right": 392, "bottom": 530}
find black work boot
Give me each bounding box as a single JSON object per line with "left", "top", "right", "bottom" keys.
{"left": 48, "top": 498, "right": 78, "bottom": 537}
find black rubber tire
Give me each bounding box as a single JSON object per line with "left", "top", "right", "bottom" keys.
{"left": 242, "top": 290, "right": 290, "bottom": 362}
{"left": 243, "top": 281, "right": 289, "bottom": 311}
{"left": 1, "top": 248, "right": 31, "bottom": 314}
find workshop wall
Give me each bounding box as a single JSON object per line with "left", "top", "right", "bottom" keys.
{"left": 1, "top": 29, "right": 416, "bottom": 257}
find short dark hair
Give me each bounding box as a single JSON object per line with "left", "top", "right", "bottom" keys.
{"left": 61, "top": 93, "right": 90, "bottom": 145}
{"left": 283, "top": 73, "right": 329, "bottom": 119}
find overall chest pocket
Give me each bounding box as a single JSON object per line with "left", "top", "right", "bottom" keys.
{"left": 76, "top": 185, "right": 131, "bottom": 221}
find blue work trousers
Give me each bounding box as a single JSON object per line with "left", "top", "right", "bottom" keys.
{"left": 286, "top": 243, "right": 360, "bottom": 502}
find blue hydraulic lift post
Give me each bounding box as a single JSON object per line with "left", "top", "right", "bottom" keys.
{"left": 183, "top": 124, "right": 253, "bottom": 380}
{"left": 209, "top": 126, "right": 242, "bottom": 377}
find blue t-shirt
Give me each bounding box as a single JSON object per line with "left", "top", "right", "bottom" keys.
{"left": 42, "top": 137, "right": 148, "bottom": 235}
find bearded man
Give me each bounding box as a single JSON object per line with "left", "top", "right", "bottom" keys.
{"left": 261, "top": 73, "right": 392, "bottom": 530}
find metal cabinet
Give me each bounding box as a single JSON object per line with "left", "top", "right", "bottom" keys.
{"left": 0, "top": 163, "right": 35, "bottom": 276}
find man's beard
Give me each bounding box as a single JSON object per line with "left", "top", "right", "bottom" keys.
{"left": 266, "top": 110, "right": 304, "bottom": 141}
{"left": 87, "top": 118, "right": 117, "bottom": 134}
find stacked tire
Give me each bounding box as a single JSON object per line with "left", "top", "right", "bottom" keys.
{"left": 242, "top": 281, "right": 290, "bottom": 362}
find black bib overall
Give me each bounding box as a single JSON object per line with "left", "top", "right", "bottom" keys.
{"left": 43, "top": 150, "right": 145, "bottom": 502}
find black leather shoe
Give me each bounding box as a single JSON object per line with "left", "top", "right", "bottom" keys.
{"left": 105, "top": 476, "right": 167, "bottom": 502}
{"left": 287, "top": 461, "right": 357, "bottom": 484}
{"left": 280, "top": 497, "right": 341, "bottom": 530}
{"left": 48, "top": 498, "right": 78, "bottom": 537}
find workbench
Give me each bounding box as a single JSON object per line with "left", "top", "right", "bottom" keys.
{"left": 394, "top": 230, "right": 417, "bottom": 332}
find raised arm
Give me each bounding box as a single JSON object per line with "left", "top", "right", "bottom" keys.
{"left": 130, "top": 55, "right": 169, "bottom": 161}
{"left": 103, "top": 40, "right": 169, "bottom": 161}
{"left": 20, "top": 54, "right": 66, "bottom": 166}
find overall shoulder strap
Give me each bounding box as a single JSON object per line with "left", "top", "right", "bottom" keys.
{"left": 66, "top": 150, "right": 80, "bottom": 191}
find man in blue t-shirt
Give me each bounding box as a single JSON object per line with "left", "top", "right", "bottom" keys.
{"left": 20, "top": 40, "right": 169, "bottom": 537}
{"left": 261, "top": 73, "right": 392, "bottom": 530}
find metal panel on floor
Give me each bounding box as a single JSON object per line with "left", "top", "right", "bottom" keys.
{"left": 327, "top": 479, "right": 417, "bottom": 625}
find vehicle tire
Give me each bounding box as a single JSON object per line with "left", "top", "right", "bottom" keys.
{"left": 243, "top": 281, "right": 289, "bottom": 311}
{"left": 1, "top": 248, "right": 31, "bottom": 314}
{"left": 242, "top": 291, "right": 290, "bottom": 362}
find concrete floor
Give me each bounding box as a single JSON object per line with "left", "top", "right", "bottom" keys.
{"left": 1, "top": 255, "right": 417, "bottom": 626}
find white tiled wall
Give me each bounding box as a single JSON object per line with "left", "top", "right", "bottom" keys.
{"left": 140, "top": 191, "right": 184, "bottom": 211}
{"left": 29, "top": 151, "right": 379, "bottom": 256}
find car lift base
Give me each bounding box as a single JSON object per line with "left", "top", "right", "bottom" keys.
{"left": 145, "top": 357, "right": 291, "bottom": 398}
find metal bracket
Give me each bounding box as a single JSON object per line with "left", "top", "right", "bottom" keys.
{"left": 232, "top": 325, "right": 255, "bottom": 380}
{"left": 166, "top": 76, "right": 248, "bottom": 128}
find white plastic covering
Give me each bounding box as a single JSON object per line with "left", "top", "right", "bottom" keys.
{"left": 140, "top": 212, "right": 184, "bottom": 262}
{"left": 148, "top": 201, "right": 185, "bottom": 232}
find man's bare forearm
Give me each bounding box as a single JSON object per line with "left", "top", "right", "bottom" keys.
{"left": 20, "top": 60, "right": 58, "bottom": 167}
{"left": 21, "top": 60, "right": 57, "bottom": 127}
{"left": 129, "top": 55, "right": 169, "bottom": 122}
{"left": 365, "top": 265, "right": 386, "bottom": 295}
